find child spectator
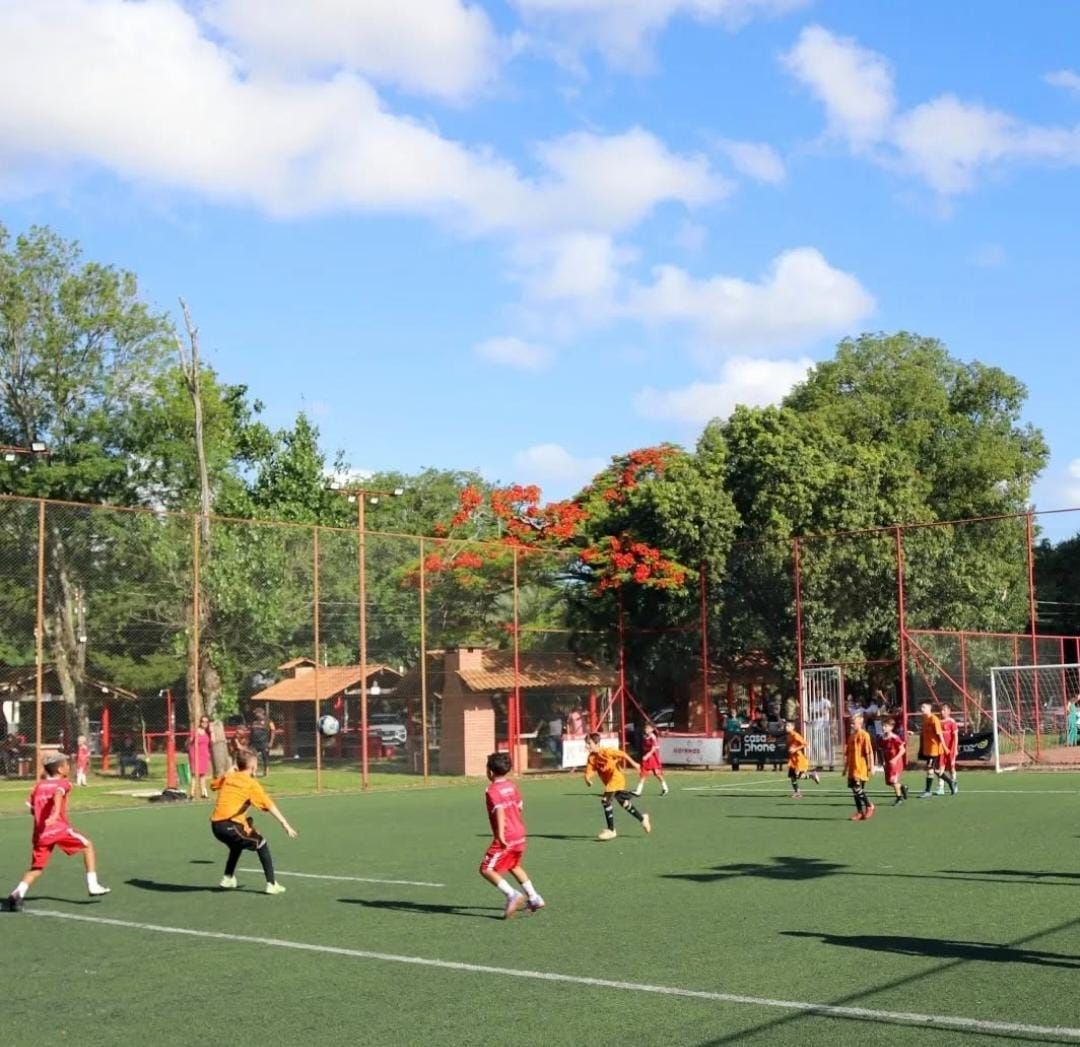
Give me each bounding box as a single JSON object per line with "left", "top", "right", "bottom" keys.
{"left": 75, "top": 735, "right": 90, "bottom": 787}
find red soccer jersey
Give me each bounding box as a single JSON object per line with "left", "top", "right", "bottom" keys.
{"left": 30, "top": 777, "right": 71, "bottom": 840}
{"left": 880, "top": 734, "right": 904, "bottom": 763}
{"left": 485, "top": 778, "right": 526, "bottom": 848}
{"left": 642, "top": 733, "right": 659, "bottom": 759}
{"left": 941, "top": 718, "right": 959, "bottom": 756}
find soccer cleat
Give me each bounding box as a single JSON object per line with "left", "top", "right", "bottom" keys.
{"left": 792, "top": 790, "right": 803, "bottom": 799}
{"left": 863, "top": 804, "right": 875, "bottom": 820}
{"left": 5, "top": 893, "right": 24, "bottom": 912}
{"left": 504, "top": 892, "right": 526, "bottom": 919}
{"left": 641, "top": 813, "right": 652, "bottom": 834}
{"left": 87, "top": 885, "right": 111, "bottom": 897}
{"left": 526, "top": 895, "right": 546, "bottom": 914}
{"left": 264, "top": 882, "right": 287, "bottom": 895}
{"left": 935, "top": 787, "right": 945, "bottom": 796}
{"left": 917, "top": 791, "right": 933, "bottom": 798}
{"left": 948, "top": 778, "right": 958, "bottom": 796}
{"left": 849, "top": 811, "right": 865, "bottom": 821}
{"left": 810, "top": 771, "right": 821, "bottom": 785}
{"left": 661, "top": 783, "right": 669, "bottom": 796}
{"left": 219, "top": 875, "right": 238, "bottom": 889}
{"left": 892, "top": 796, "right": 905, "bottom": 806}
{"left": 631, "top": 785, "right": 643, "bottom": 796}
{"left": 596, "top": 828, "right": 617, "bottom": 841}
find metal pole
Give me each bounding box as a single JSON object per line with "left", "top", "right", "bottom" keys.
{"left": 314, "top": 527, "right": 322, "bottom": 792}
{"left": 699, "top": 563, "right": 710, "bottom": 734}
{"left": 191, "top": 511, "right": 202, "bottom": 734}
{"left": 35, "top": 499, "right": 46, "bottom": 775}
{"left": 895, "top": 527, "right": 910, "bottom": 740}
{"left": 418, "top": 536, "right": 429, "bottom": 780}
{"left": 618, "top": 592, "right": 627, "bottom": 750}
{"left": 165, "top": 688, "right": 177, "bottom": 790}
{"left": 959, "top": 633, "right": 970, "bottom": 728}
{"left": 511, "top": 547, "right": 522, "bottom": 775}
{"left": 358, "top": 495, "right": 369, "bottom": 789}
{"left": 1026, "top": 511, "right": 1041, "bottom": 757}
{"left": 793, "top": 539, "right": 804, "bottom": 732}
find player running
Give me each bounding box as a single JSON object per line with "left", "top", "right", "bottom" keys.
{"left": 843, "top": 713, "right": 875, "bottom": 821}
{"left": 4, "top": 751, "right": 110, "bottom": 911}
{"left": 937, "top": 704, "right": 959, "bottom": 795}
{"left": 632, "top": 721, "right": 668, "bottom": 797}
{"left": 785, "top": 721, "right": 821, "bottom": 798}
{"left": 584, "top": 733, "right": 652, "bottom": 840}
{"left": 479, "top": 752, "right": 544, "bottom": 919}
{"left": 880, "top": 717, "right": 908, "bottom": 805}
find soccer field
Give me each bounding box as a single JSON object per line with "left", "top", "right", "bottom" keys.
{"left": 4, "top": 771, "right": 1080, "bottom": 1047}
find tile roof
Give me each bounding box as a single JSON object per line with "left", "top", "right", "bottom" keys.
{"left": 252, "top": 664, "right": 400, "bottom": 703}
{"left": 0, "top": 664, "right": 138, "bottom": 701}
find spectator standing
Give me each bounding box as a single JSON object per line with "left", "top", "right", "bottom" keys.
{"left": 249, "top": 708, "right": 275, "bottom": 778}
{"left": 546, "top": 708, "right": 564, "bottom": 763}
{"left": 1067, "top": 699, "right": 1079, "bottom": 747}
{"left": 188, "top": 715, "right": 212, "bottom": 799}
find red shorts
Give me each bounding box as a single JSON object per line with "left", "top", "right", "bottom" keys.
{"left": 940, "top": 752, "right": 958, "bottom": 773}
{"left": 641, "top": 753, "right": 662, "bottom": 773}
{"left": 479, "top": 840, "right": 525, "bottom": 875}
{"left": 884, "top": 755, "right": 904, "bottom": 786}
{"left": 31, "top": 827, "right": 90, "bottom": 870}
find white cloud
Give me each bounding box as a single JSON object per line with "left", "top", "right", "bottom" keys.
{"left": 970, "top": 243, "right": 1006, "bottom": 268}
{"left": 513, "top": 232, "right": 625, "bottom": 308}
{"left": 1045, "top": 69, "right": 1080, "bottom": 95}
{"left": 513, "top": 443, "right": 605, "bottom": 484}
{"left": 626, "top": 247, "right": 875, "bottom": 355}
{"left": 474, "top": 336, "right": 554, "bottom": 371}
{"left": 717, "top": 139, "right": 786, "bottom": 184}
{"left": 784, "top": 26, "right": 1080, "bottom": 195}
{"left": 205, "top": 0, "right": 500, "bottom": 102}
{"left": 635, "top": 355, "right": 811, "bottom": 423}
{"left": 1067, "top": 459, "right": 1080, "bottom": 505}
{"left": 513, "top": 0, "right": 808, "bottom": 68}
{"left": 781, "top": 25, "right": 895, "bottom": 146}
{"left": 0, "top": 2, "right": 723, "bottom": 234}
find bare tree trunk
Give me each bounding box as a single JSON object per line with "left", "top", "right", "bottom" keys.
{"left": 44, "top": 537, "right": 87, "bottom": 750}
{"left": 177, "top": 298, "right": 229, "bottom": 775}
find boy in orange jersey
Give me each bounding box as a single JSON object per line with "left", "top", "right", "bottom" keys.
{"left": 211, "top": 750, "right": 297, "bottom": 894}
{"left": 4, "top": 752, "right": 110, "bottom": 911}
{"left": 936, "top": 704, "right": 960, "bottom": 796}
{"left": 784, "top": 721, "right": 821, "bottom": 798}
{"left": 880, "top": 718, "right": 908, "bottom": 805}
{"left": 842, "top": 713, "right": 875, "bottom": 821}
{"left": 480, "top": 752, "right": 544, "bottom": 918}
{"left": 584, "top": 733, "right": 652, "bottom": 841}
{"left": 917, "top": 701, "right": 955, "bottom": 798}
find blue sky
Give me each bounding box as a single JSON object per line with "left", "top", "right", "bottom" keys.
{"left": 1, "top": 0, "right": 1078, "bottom": 536}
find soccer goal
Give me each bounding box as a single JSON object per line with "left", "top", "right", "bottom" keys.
{"left": 989, "top": 663, "right": 1080, "bottom": 772}
{"left": 801, "top": 666, "right": 842, "bottom": 770}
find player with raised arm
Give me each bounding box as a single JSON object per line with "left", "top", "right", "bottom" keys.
{"left": 5, "top": 752, "right": 109, "bottom": 911}
{"left": 584, "top": 732, "right": 652, "bottom": 840}
{"left": 479, "top": 752, "right": 544, "bottom": 919}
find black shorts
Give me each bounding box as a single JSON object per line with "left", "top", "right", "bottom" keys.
{"left": 847, "top": 777, "right": 867, "bottom": 789}
{"left": 921, "top": 753, "right": 940, "bottom": 769}
{"left": 211, "top": 819, "right": 264, "bottom": 851}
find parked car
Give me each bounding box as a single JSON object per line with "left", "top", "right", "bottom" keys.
{"left": 367, "top": 712, "right": 407, "bottom": 747}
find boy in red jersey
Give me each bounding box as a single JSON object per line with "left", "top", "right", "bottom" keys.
{"left": 842, "top": 713, "right": 875, "bottom": 821}
{"left": 784, "top": 721, "right": 821, "bottom": 798}
{"left": 4, "top": 752, "right": 110, "bottom": 911}
{"left": 936, "top": 704, "right": 959, "bottom": 796}
{"left": 632, "top": 721, "right": 668, "bottom": 797}
{"left": 480, "top": 752, "right": 544, "bottom": 919}
{"left": 880, "top": 717, "right": 908, "bottom": 805}
{"left": 584, "top": 732, "right": 652, "bottom": 840}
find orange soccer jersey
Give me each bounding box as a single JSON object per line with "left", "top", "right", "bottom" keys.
{"left": 584, "top": 747, "right": 630, "bottom": 794}
{"left": 844, "top": 728, "right": 873, "bottom": 782}
{"left": 921, "top": 713, "right": 944, "bottom": 759}
{"left": 786, "top": 730, "right": 809, "bottom": 775}
{"left": 210, "top": 771, "right": 272, "bottom": 826}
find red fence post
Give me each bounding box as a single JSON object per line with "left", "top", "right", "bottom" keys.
{"left": 1026, "top": 511, "right": 1041, "bottom": 756}
{"left": 699, "top": 563, "right": 711, "bottom": 734}
{"left": 793, "top": 538, "right": 804, "bottom": 731}
{"left": 895, "top": 527, "right": 910, "bottom": 740}
{"left": 511, "top": 547, "right": 522, "bottom": 775}
{"left": 164, "top": 688, "right": 177, "bottom": 790}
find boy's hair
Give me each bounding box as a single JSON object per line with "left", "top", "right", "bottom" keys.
{"left": 784, "top": 720, "right": 796, "bottom": 729}
{"left": 940, "top": 703, "right": 952, "bottom": 713}
{"left": 238, "top": 749, "right": 259, "bottom": 770}
{"left": 883, "top": 717, "right": 896, "bottom": 728}
{"left": 585, "top": 731, "right": 602, "bottom": 745}
{"left": 919, "top": 701, "right": 932, "bottom": 711}
{"left": 486, "top": 751, "right": 512, "bottom": 777}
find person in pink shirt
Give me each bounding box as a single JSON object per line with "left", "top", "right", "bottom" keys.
{"left": 188, "top": 715, "right": 212, "bottom": 799}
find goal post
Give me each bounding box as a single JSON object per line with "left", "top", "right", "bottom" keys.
{"left": 800, "top": 666, "right": 842, "bottom": 771}
{"left": 989, "top": 663, "right": 1080, "bottom": 772}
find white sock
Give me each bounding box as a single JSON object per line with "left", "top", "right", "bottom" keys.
{"left": 87, "top": 872, "right": 100, "bottom": 890}
{"left": 13, "top": 881, "right": 29, "bottom": 899}
{"left": 494, "top": 878, "right": 516, "bottom": 899}
{"left": 520, "top": 879, "right": 540, "bottom": 901}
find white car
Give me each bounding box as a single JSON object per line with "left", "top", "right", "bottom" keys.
{"left": 367, "top": 713, "right": 407, "bottom": 747}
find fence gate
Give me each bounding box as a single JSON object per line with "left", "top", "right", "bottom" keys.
{"left": 801, "top": 666, "right": 843, "bottom": 770}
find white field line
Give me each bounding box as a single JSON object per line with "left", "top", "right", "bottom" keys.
{"left": 683, "top": 783, "right": 1080, "bottom": 796}
{"left": 239, "top": 868, "right": 443, "bottom": 888}
{"left": 26, "top": 910, "right": 1080, "bottom": 1041}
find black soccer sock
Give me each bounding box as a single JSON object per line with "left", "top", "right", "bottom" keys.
{"left": 225, "top": 844, "right": 244, "bottom": 877}
{"left": 601, "top": 799, "right": 615, "bottom": 831}
{"left": 852, "top": 786, "right": 866, "bottom": 813}
{"left": 925, "top": 775, "right": 934, "bottom": 792}
{"left": 256, "top": 841, "right": 276, "bottom": 884}
{"left": 901, "top": 784, "right": 909, "bottom": 799}
{"left": 618, "top": 796, "right": 645, "bottom": 822}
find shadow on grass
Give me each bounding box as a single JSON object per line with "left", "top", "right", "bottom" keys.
{"left": 783, "top": 929, "right": 1080, "bottom": 969}
{"left": 663, "top": 856, "right": 847, "bottom": 883}
{"left": 723, "top": 814, "right": 841, "bottom": 822}
{"left": 188, "top": 859, "right": 216, "bottom": 865}
{"left": 126, "top": 878, "right": 220, "bottom": 894}
{"left": 27, "top": 895, "right": 103, "bottom": 906}
{"left": 339, "top": 898, "right": 503, "bottom": 920}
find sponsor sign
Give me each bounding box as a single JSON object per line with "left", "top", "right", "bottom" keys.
{"left": 727, "top": 731, "right": 788, "bottom": 767}
{"left": 560, "top": 733, "right": 619, "bottom": 769}
{"left": 957, "top": 730, "right": 994, "bottom": 761}
{"left": 658, "top": 735, "right": 726, "bottom": 766}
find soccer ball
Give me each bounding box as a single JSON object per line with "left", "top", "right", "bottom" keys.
{"left": 318, "top": 714, "right": 340, "bottom": 738}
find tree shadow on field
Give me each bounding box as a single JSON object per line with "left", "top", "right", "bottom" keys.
{"left": 783, "top": 929, "right": 1080, "bottom": 969}
{"left": 473, "top": 832, "right": 594, "bottom": 841}
{"left": 29, "top": 895, "right": 102, "bottom": 906}
{"left": 944, "top": 868, "right": 1080, "bottom": 882}
{"left": 126, "top": 878, "right": 220, "bottom": 894}
{"left": 340, "top": 898, "right": 503, "bottom": 920}
{"left": 188, "top": 859, "right": 216, "bottom": 865}
{"left": 662, "top": 855, "right": 847, "bottom": 884}
{"left": 724, "top": 814, "right": 839, "bottom": 822}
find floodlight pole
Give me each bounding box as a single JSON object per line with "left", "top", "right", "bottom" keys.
{"left": 35, "top": 499, "right": 46, "bottom": 775}
{"left": 358, "top": 493, "right": 369, "bottom": 789}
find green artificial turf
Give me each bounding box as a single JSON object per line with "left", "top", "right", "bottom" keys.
{"left": 4, "top": 770, "right": 1080, "bottom": 1047}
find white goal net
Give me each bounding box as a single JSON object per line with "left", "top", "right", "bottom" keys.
{"left": 989, "top": 663, "right": 1080, "bottom": 771}
{"left": 801, "top": 666, "right": 842, "bottom": 770}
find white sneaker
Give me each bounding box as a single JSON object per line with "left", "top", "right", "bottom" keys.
{"left": 88, "top": 885, "right": 111, "bottom": 897}
{"left": 265, "top": 882, "right": 287, "bottom": 895}
{"left": 660, "top": 783, "right": 669, "bottom": 796}
{"left": 597, "top": 828, "right": 617, "bottom": 841}
{"left": 526, "top": 895, "right": 546, "bottom": 914}
{"left": 219, "top": 875, "right": 238, "bottom": 889}
{"left": 641, "top": 813, "right": 652, "bottom": 834}
{"left": 631, "top": 785, "right": 643, "bottom": 796}
{"left": 503, "top": 892, "right": 526, "bottom": 919}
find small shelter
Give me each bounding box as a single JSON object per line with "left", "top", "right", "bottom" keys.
{"left": 249, "top": 658, "right": 402, "bottom": 757}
